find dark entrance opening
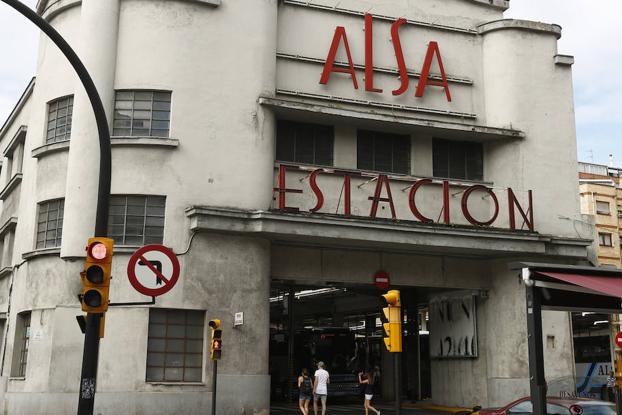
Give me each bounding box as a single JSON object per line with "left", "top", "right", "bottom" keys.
{"left": 268, "top": 281, "right": 431, "bottom": 404}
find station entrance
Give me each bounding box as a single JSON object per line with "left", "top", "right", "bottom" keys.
{"left": 269, "top": 281, "right": 433, "bottom": 404}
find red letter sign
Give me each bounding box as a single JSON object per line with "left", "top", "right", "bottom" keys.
{"left": 320, "top": 26, "right": 359, "bottom": 89}
{"left": 508, "top": 189, "right": 534, "bottom": 231}
{"left": 408, "top": 179, "right": 434, "bottom": 223}
{"left": 309, "top": 169, "right": 325, "bottom": 213}
{"left": 365, "top": 14, "right": 383, "bottom": 93}
{"left": 273, "top": 165, "right": 303, "bottom": 213}
{"left": 461, "top": 185, "right": 499, "bottom": 226}
{"left": 391, "top": 18, "right": 409, "bottom": 96}
{"left": 369, "top": 175, "right": 397, "bottom": 220}
{"left": 415, "top": 41, "right": 451, "bottom": 102}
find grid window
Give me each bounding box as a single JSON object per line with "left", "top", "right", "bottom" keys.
{"left": 599, "top": 232, "right": 613, "bottom": 247}
{"left": 433, "top": 139, "right": 483, "bottom": 181}
{"left": 36, "top": 199, "right": 64, "bottom": 249}
{"left": 146, "top": 309, "right": 204, "bottom": 382}
{"left": 596, "top": 201, "right": 611, "bottom": 215}
{"left": 357, "top": 130, "right": 410, "bottom": 175}
{"left": 276, "top": 120, "right": 334, "bottom": 166}
{"left": 108, "top": 195, "right": 165, "bottom": 245}
{"left": 46, "top": 96, "right": 74, "bottom": 143}
{"left": 11, "top": 312, "right": 30, "bottom": 377}
{"left": 113, "top": 91, "right": 171, "bottom": 137}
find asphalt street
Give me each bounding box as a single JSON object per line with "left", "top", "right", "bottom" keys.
{"left": 270, "top": 403, "right": 442, "bottom": 414}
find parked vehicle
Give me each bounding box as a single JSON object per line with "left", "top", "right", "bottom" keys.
{"left": 478, "top": 397, "right": 615, "bottom": 415}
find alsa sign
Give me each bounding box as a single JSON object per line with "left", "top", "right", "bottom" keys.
{"left": 273, "top": 165, "right": 535, "bottom": 232}
{"left": 320, "top": 14, "right": 452, "bottom": 101}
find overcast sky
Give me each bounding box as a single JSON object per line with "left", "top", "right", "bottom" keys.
{"left": 0, "top": 1, "right": 620, "bottom": 165}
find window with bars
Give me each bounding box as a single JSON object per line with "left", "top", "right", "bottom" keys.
{"left": 108, "top": 195, "right": 165, "bottom": 245}
{"left": 357, "top": 130, "right": 410, "bottom": 174}
{"left": 113, "top": 90, "right": 171, "bottom": 137}
{"left": 276, "top": 120, "right": 334, "bottom": 166}
{"left": 146, "top": 309, "right": 204, "bottom": 382}
{"left": 433, "top": 139, "right": 483, "bottom": 181}
{"left": 46, "top": 96, "right": 73, "bottom": 143}
{"left": 11, "top": 312, "right": 30, "bottom": 377}
{"left": 36, "top": 199, "right": 64, "bottom": 249}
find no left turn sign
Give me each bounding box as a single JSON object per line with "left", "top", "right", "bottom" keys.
{"left": 127, "top": 245, "right": 180, "bottom": 297}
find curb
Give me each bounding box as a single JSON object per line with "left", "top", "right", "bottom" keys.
{"left": 402, "top": 403, "right": 474, "bottom": 413}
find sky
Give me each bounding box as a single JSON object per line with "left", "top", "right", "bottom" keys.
{"left": 0, "top": 1, "right": 620, "bottom": 165}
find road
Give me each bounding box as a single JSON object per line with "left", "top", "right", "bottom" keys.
{"left": 270, "top": 402, "right": 442, "bottom": 414}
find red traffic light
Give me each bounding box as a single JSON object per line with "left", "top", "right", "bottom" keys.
{"left": 88, "top": 242, "right": 108, "bottom": 260}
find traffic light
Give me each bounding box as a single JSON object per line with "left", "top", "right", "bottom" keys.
{"left": 209, "top": 319, "right": 222, "bottom": 360}
{"left": 80, "top": 237, "right": 114, "bottom": 314}
{"left": 382, "top": 290, "right": 402, "bottom": 352}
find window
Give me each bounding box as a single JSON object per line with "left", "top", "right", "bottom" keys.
{"left": 2, "top": 126, "right": 26, "bottom": 190}
{"left": 36, "top": 199, "right": 64, "bottom": 249}
{"left": 596, "top": 201, "right": 611, "bottom": 215}
{"left": 276, "top": 120, "right": 334, "bottom": 166}
{"left": 508, "top": 400, "right": 532, "bottom": 414}
{"left": 0, "top": 220, "right": 16, "bottom": 271}
{"left": 357, "top": 130, "right": 410, "bottom": 174}
{"left": 146, "top": 309, "right": 204, "bottom": 382}
{"left": 108, "top": 195, "right": 165, "bottom": 245}
{"left": 46, "top": 96, "right": 73, "bottom": 143}
{"left": 113, "top": 90, "right": 171, "bottom": 137}
{"left": 599, "top": 232, "right": 613, "bottom": 247}
{"left": 11, "top": 312, "right": 31, "bottom": 377}
{"left": 433, "top": 138, "right": 483, "bottom": 181}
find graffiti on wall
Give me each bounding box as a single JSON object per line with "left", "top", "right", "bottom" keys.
{"left": 429, "top": 294, "right": 478, "bottom": 358}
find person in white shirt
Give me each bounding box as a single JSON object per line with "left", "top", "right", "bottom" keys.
{"left": 313, "top": 361, "right": 330, "bottom": 415}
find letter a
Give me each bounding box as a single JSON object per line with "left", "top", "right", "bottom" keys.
{"left": 320, "top": 27, "right": 359, "bottom": 89}
{"left": 415, "top": 41, "right": 452, "bottom": 102}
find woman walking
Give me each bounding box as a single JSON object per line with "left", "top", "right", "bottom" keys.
{"left": 298, "top": 368, "right": 314, "bottom": 415}
{"left": 359, "top": 372, "right": 380, "bottom": 415}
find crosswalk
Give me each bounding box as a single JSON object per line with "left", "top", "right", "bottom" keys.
{"left": 270, "top": 403, "right": 416, "bottom": 414}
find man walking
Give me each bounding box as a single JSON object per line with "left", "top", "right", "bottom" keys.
{"left": 313, "top": 361, "right": 329, "bottom": 415}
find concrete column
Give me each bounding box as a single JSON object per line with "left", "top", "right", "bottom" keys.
{"left": 61, "top": 0, "right": 120, "bottom": 257}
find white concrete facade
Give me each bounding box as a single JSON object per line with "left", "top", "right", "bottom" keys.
{"left": 0, "top": 0, "right": 591, "bottom": 413}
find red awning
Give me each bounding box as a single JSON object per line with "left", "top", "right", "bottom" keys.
{"left": 538, "top": 271, "right": 622, "bottom": 299}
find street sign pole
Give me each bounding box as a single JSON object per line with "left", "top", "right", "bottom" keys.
{"left": 394, "top": 352, "right": 401, "bottom": 415}
{"left": 0, "top": 2, "right": 111, "bottom": 415}
{"left": 212, "top": 360, "right": 218, "bottom": 415}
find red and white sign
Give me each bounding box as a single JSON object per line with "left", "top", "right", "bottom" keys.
{"left": 375, "top": 271, "right": 390, "bottom": 290}
{"left": 127, "top": 245, "right": 180, "bottom": 297}
{"left": 615, "top": 332, "right": 622, "bottom": 349}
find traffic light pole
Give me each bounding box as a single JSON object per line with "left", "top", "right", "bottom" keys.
{"left": 212, "top": 360, "right": 218, "bottom": 415}
{"left": 394, "top": 353, "right": 402, "bottom": 415}
{"left": 0, "top": 2, "right": 112, "bottom": 414}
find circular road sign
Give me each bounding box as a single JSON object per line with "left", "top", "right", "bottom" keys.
{"left": 127, "top": 245, "right": 180, "bottom": 297}
{"left": 374, "top": 271, "right": 390, "bottom": 290}
{"left": 616, "top": 332, "right": 622, "bottom": 349}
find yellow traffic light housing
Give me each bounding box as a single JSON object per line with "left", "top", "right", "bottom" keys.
{"left": 80, "top": 237, "right": 114, "bottom": 314}
{"left": 209, "top": 319, "right": 222, "bottom": 360}
{"left": 382, "top": 290, "right": 402, "bottom": 352}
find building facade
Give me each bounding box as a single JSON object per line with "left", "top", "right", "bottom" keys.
{"left": 0, "top": 0, "right": 593, "bottom": 413}
{"left": 578, "top": 162, "right": 622, "bottom": 267}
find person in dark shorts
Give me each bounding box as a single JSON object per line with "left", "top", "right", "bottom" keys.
{"left": 298, "top": 368, "right": 314, "bottom": 415}
{"left": 359, "top": 372, "right": 380, "bottom": 415}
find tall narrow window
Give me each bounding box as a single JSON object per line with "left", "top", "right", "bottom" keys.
{"left": 11, "top": 312, "right": 31, "bottom": 377}
{"left": 433, "top": 139, "right": 483, "bottom": 181}
{"left": 146, "top": 309, "right": 204, "bottom": 382}
{"left": 46, "top": 96, "right": 74, "bottom": 143}
{"left": 113, "top": 91, "right": 171, "bottom": 137}
{"left": 357, "top": 130, "right": 410, "bottom": 174}
{"left": 36, "top": 199, "right": 64, "bottom": 249}
{"left": 108, "top": 195, "right": 165, "bottom": 245}
{"left": 599, "top": 232, "right": 613, "bottom": 247}
{"left": 276, "top": 120, "right": 334, "bottom": 166}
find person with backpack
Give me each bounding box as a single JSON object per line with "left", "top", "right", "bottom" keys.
{"left": 359, "top": 372, "right": 380, "bottom": 415}
{"left": 298, "top": 368, "right": 314, "bottom": 415}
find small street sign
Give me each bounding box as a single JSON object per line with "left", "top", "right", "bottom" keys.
{"left": 127, "top": 245, "right": 180, "bottom": 297}
{"left": 374, "top": 271, "right": 390, "bottom": 290}
{"left": 615, "top": 332, "right": 622, "bottom": 349}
